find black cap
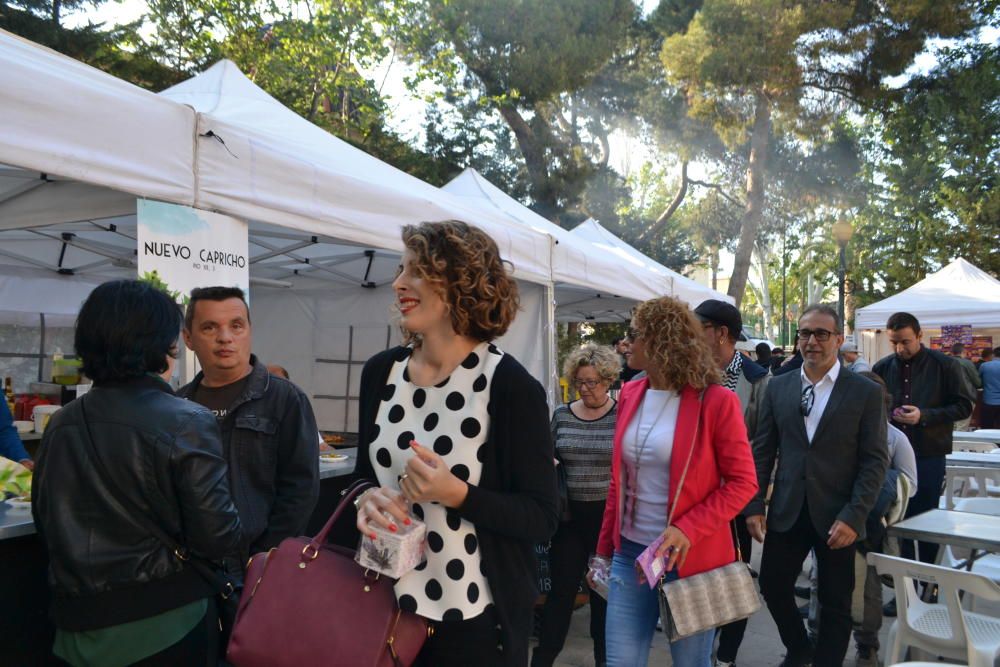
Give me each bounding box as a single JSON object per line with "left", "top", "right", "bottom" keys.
{"left": 694, "top": 299, "right": 747, "bottom": 341}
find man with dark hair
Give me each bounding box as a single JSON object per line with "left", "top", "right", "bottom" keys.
{"left": 179, "top": 286, "right": 319, "bottom": 563}
{"left": 977, "top": 346, "right": 994, "bottom": 369}
{"left": 949, "top": 343, "right": 982, "bottom": 431}
{"left": 873, "top": 312, "right": 974, "bottom": 577}
{"left": 694, "top": 299, "right": 769, "bottom": 667}
{"left": 747, "top": 303, "right": 887, "bottom": 667}
{"left": 980, "top": 346, "right": 1000, "bottom": 428}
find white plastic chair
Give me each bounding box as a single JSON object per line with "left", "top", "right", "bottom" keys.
{"left": 953, "top": 441, "right": 1000, "bottom": 454}
{"left": 944, "top": 466, "right": 1000, "bottom": 509}
{"left": 937, "top": 498, "right": 1000, "bottom": 612}
{"left": 868, "top": 553, "right": 1000, "bottom": 667}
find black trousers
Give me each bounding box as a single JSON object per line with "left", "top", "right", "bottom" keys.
{"left": 759, "top": 504, "right": 856, "bottom": 667}
{"left": 532, "top": 500, "right": 608, "bottom": 667}
{"left": 900, "top": 455, "right": 945, "bottom": 565}
{"left": 415, "top": 606, "right": 504, "bottom": 667}
{"left": 715, "top": 515, "right": 752, "bottom": 663}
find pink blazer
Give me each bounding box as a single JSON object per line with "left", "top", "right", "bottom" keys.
{"left": 596, "top": 379, "right": 758, "bottom": 578}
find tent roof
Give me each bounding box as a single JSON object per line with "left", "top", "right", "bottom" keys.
{"left": 570, "top": 218, "right": 732, "bottom": 306}
{"left": 160, "top": 62, "right": 552, "bottom": 284}
{"left": 855, "top": 258, "right": 1000, "bottom": 330}
{"left": 442, "top": 168, "right": 661, "bottom": 302}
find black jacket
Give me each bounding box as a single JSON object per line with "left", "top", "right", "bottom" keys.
{"left": 746, "top": 367, "right": 888, "bottom": 539}
{"left": 179, "top": 355, "right": 320, "bottom": 557}
{"left": 873, "top": 346, "right": 975, "bottom": 457}
{"left": 32, "top": 376, "right": 242, "bottom": 631}
{"left": 355, "top": 347, "right": 559, "bottom": 667}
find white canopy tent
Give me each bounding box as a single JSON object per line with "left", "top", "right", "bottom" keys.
{"left": 570, "top": 218, "right": 732, "bottom": 307}
{"left": 0, "top": 32, "right": 559, "bottom": 429}
{"left": 855, "top": 258, "right": 1000, "bottom": 363}
{"left": 443, "top": 168, "right": 660, "bottom": 322}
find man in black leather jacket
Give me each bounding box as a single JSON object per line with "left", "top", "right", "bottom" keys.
{"left": 33, "top": 280, "right": 242, "bottom": 664}
{"left": 873, "top": 311, "right": 974, "bottom": 566}
{"left": 179, "top": 286, "right": 319, "bottom": 561}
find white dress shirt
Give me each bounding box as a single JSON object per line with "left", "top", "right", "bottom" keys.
{"left": 800, "top": 361, "right": 841, "bottom": 442}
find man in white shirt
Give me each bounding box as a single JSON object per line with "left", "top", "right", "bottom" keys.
{"left": 745, "top": 304, "right": 888, "bottom": 667}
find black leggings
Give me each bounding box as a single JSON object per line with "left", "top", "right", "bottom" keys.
{"left": 532, "top": 500, "right": 608, "bottom": 667}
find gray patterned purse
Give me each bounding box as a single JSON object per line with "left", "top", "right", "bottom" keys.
{"left": 656, "top": 392, "right": 761, "bottom": 642}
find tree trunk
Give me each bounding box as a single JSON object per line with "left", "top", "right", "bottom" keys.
{"left": 639, "top": 161, "right": 688, "bottom": 242}
{"left": 497, "top": 103, "right": 558, "bottom": 217}
{"left": 752, "top": 243, "right": 775, "bottom": 340}
{"left": 727, "top": 92, "right": 771, "bottom": 307}
{"left": 710, "top": 245, "right": 719, "bottom": 291}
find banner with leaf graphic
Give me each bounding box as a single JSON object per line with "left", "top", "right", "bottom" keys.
{"left": 137, "top": 200, "right": 249, "bottom": 304}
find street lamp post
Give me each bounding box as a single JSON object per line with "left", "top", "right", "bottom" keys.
{"left": 832, "top": 220, "right": 854, "bottom": 327}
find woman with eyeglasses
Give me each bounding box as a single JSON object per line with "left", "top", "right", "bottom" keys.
{"left": 593, "top": 297, "right": 758, "bottom": 666}
{"left": 532, "top": 343, "right": 619, "bottom": 667}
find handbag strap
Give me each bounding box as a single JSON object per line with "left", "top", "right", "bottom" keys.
{"left": 664, "top": 389, "right": 705, "bottom": 527}
{"left": 304, "top": 478, "right": 376, "bottom": 551}
{"left": 77, "top": 394, "right": 231, "bottom": 592}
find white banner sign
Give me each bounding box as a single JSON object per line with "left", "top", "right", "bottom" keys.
{"left": 136, "top": 200, "right": 249, "bottom": 303}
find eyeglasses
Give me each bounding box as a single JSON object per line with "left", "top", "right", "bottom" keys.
{"left": 572, "top": 379, "right": 603, "bottom": 389}
{"left": 800, "top": 384, "right": 815, "bottom": 417}
{"left": 796, "top": 328, "right": 835, "bottom": 342}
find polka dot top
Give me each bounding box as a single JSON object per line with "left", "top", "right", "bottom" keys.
{"left": 370, "top": 341, "right": 502, "bottom": 622}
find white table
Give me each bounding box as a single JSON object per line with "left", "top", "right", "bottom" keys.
{"left": 947, "top": 451, "right": 1000, "bottom": 469}
{"left": 889, "top": 509, "right": 1000, "bottom": 556}
{"left": 954, "top": 430, "right": 1000, "bottom": 445}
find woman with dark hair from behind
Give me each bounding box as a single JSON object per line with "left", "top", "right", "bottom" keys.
{"left": 32, "top": 280, "right": 242, "bottom": 667}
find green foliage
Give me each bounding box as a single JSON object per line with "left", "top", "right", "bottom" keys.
{"left": 849, "top": 41, "right": 1000, "bottom": 306}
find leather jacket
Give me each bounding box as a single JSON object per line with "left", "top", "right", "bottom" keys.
{"left": 32, "top": 375, "right": 242, "bottom": 631}
{"left": 178, "top": 355, "right": 320, "bottom": 557}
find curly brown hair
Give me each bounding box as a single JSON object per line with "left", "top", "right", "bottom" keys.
{"left": 632, "top": 296, "right": 721, "bottom": 390}
{"left": 400, "top": 221, "right": 519, "bottom": 343}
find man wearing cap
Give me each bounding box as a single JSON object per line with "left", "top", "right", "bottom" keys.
{"left": 694, "top": 299, "right": 769, "bottom": 667}
{"left": 840, "top": 342, "right": 870, "bottom": 373}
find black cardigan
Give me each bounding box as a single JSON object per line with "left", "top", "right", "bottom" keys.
{"left": 355, "top": 346, "right": 559, "bottom": 666}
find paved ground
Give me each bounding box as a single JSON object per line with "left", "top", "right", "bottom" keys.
{"left": 536, "top": 548, "right": 980, "bottom": 666}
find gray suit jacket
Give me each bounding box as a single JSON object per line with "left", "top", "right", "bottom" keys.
{"left": 745, "top": 366, "right": 888, "bottom": 539}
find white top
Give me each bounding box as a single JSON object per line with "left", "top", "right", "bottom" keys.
{"left": 800, "top": 361, "right": 841, "bottom": 442}
{"left": 887, "top": 423, "right": 918, "bottom": 496}
{"left": 370, "top": 342, "right": 499, "bottom": 622}
{"left": 621, "top": 389, "right": 681, "bottom": 545}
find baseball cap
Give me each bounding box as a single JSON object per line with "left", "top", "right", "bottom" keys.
{"left": 694, "top": 299, "right": 747, "bottom": 341}
{"left": 840, "top": 342, "right": 859, "bottom": 353}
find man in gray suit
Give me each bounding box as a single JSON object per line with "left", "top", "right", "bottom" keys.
{"left": 746, "top": 304, "right": 888, "bottom": 667}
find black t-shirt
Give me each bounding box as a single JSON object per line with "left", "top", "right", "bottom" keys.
{"left": 191, "top": 375, "right": 251, "bottom": 421}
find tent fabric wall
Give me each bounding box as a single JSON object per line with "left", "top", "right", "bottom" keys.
{"left": 251, "top": 280, "right": 553, "bottom": 432}
{"left": 0, "top": 29, "right": 196, "bottom": 209}
{"left": 855, "top": 258, "right": 1000, "bottom": 331}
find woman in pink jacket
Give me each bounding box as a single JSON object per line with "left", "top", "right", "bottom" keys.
{"left": 595, "top": 296, "right": 758, "bottom": 666}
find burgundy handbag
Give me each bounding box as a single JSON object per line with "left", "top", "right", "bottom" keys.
{"left": 227, "top": 481, "right": 430, "bottom": 667}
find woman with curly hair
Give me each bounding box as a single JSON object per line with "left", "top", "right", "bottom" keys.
{"left": 353, "top": 221, "right": 558, "bottom": 667}
{"left": 594, "top": 296, "right": 758, "bottom": 666}
{"left": 532, "top": 343, "right": 619, "bottom": 667}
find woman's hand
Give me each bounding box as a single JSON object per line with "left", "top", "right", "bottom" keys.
{"left": 655, "top": 525, "right": 691, "bottom": 573}
{"left": 400, "top": 441, "right": 469, "bottom": 508}
{"left": 355, "top": 486, "right": 410, "bottom": 539}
